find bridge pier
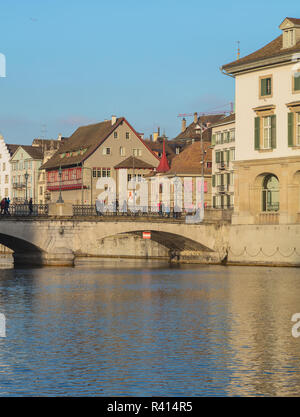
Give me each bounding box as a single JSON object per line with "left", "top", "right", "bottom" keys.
{"left": 14, "top": 248, "right": 75, "bottom": 267}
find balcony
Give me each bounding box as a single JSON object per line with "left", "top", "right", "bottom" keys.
{"left": 13, "top": 183, "right": 26, "bottom": 189}
{"left": 217, "top": 185, "right": 226, "bottom": 193}
{"left": 217, "top": 162, "right": 228, "bottom": 170}
{"left": 258, "top": 212, "right": 279, "bottom": 225}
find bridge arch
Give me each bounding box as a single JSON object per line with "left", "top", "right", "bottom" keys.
{"left": 117, "top": 230, "right": 213, "bottom": 252}
{"left": 0, "top": 233, "right": 45, "bottom": 266}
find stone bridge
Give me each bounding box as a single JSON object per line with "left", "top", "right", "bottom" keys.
{"left": 0, "top": 216, "right": 230, "bottom": 266}
{"left": 1, "top": 215, "right": 300, "bottom": 267}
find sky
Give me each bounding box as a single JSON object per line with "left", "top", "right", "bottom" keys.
{"left": 0, "top": 0, "right": 299, "bottom": 144}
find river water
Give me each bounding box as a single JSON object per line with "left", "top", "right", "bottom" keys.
{"left": 0, "top": 261, "right": 300, "bottom": 396}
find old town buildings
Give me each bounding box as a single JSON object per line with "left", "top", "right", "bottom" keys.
{"left": 211, "top": 113, "right": 236, "bottom": 209}
{"left": 41, "top": 116, "right": 160, "bottom": 204}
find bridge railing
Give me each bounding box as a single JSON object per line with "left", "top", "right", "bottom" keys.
{"left": 3, "top": 204, "right": 49, "bottom": 217}
{"left": 72, "top": 204, "right": 184, "bottom": 218}
{"left": 72, "top": 205, "right": 233, "bottom": 222}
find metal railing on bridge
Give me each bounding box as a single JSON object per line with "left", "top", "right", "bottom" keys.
{"left": 72, "top": 205, "right": 233, "bottom": 222}
{"left": 1, "top": 204, "right": 49, "bottom": 217}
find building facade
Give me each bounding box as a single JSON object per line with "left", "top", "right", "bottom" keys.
{"left": 41, "top": 116, "right": 160, "bottom": 205}
{"left": 222, "top": 17, "right": 300, "bottom": 225}
{"left": 211, "top": 114, "right": 235, "bottom": 209}
{"left": 10, "top": 146, "right": 43, "bottom": 203}
{"left": 0, "top": 136, "right": 18, "bottom": 200}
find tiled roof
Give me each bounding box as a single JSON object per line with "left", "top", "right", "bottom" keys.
{"left": 286, "top": 17, "right": 300, "bottom": 25}
{"left": 41, "top": 118, "right": 125, "bottom": 169}
{"left": 143, "top": 138, "right": 177, "bottom": 161}
{"left": 6, "top": 144, "right": 20, "bottom": 157}
{"left": 167, "top": 141, "right": 212, "bottom": 175}
{"left": 172, "top": 114, "right": 225, "bottom": 142}
{"left": 223, "top": 34, "right": 300, "bottom": 71}
{"left": 41, "top": 118, "right": 159, "bottom": 170}
{"left": 10, "top": 145, "right": 44, "bottom": 160}
{"left": 114, "top": 156, "right": 155, "bottom": 170}
{"left": 32, "top": 138, "right": 68, "bottom": 150}
{"left": 211, "top": 113, "right": 235, "bottom": 127}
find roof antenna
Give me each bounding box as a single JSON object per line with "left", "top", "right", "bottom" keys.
{"left": 237, "top": 41, "right": 240, "bottom": 60}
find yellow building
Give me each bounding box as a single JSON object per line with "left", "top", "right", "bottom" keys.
{"left": 222, "top": 17, "right": 300, "bottom": 225}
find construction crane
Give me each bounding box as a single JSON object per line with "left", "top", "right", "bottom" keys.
{"left": 177, "top": 102, "right": 234, "bottom": 119}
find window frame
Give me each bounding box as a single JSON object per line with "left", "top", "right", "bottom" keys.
{"left": 259, "top": 75, "right": 273, "bottom": 99}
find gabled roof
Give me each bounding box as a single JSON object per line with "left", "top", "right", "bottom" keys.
{"left": 6, "top": 144, "right": 21, "bottom": 157}
{"left": 167, "top": 141, "right": 212, "bottom": 175}
{"left": 211, "top": 113, "right": 235, "bottom": 128}
{"left": 223, "top": 18, "right": 300, "bottom": 73}
{"left": 172, "top": 114, "right": 225, "bottom": 142}
{"left": 11, "top": 145, "right": 44, "bottom": 160}
{"left": 114, "top": 156, "right": 155, "bottom": 170}
{"left": 41, "top": 117, "right": 159, "bottom": 170}
{"left": 143, "top": 138, "right": 177, "bottom": 161}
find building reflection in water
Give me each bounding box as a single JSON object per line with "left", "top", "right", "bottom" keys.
{"left": 0, "top": 264, "right": 300, "bottom": 396}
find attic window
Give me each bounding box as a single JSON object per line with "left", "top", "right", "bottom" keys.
{"left": 284, "top": 29, "right": 295, "bottom": 48}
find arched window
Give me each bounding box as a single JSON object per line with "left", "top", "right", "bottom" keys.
{"left": 262, "top": 174, "right": 279, "bottom": 212}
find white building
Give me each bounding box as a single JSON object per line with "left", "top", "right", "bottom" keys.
{"left": 211, "top": 114, "right": 235, "bottom": 209}
{"left": 222, "top": 17, "right": 300, "bottom": 225}
{"left": 0, "top": 135, "right": 18, "bottom": 200}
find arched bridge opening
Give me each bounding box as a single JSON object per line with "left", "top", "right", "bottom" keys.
{"left": 95, "top": 230, "right": 216, "bottom": 263}
{"left": 0, "top": 233, "right": 45, "bottom": 267}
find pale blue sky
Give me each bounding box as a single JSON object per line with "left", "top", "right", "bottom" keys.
{"left": 0, "top": 0, "right": 299, "bottom": 144}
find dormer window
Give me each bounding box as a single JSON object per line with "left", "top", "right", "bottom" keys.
{"left": 284, "top": 29, "right": 295, "bottom": 48}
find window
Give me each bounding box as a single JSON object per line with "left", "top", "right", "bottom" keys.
{"left": 176, "top": 147, "right": 180, "bottom": 155}
{"left": 133, "top": 149, "right": 142, "bottom": 157}
{"left": 230, "top": 148, "right": 235, "bottom": 161}
{"left": 255, "top": 115, "right": 276, "bottom": 150}
{"left": 260, "top": 76, "right": 272, "bottom": 97}
{"left": 126, "top": 132, "right": 130, "bottom": 139}
{"left": 114, "top": 131, "right": 118, "bottom": 139}
{"left": 5, "top": 175, "right": 8, "bottom": 184}
{"left": 297, "top": 113, "right": 300, "bottom": 146}
{"left": 93, "top": 168, "right": 97, "bottom": 178}
{"left": 293, "top": 72, "right": 300, "bottom": 92}
{"left": 40, "top": 186, "right": 43, "bottom": 195}
{"left": 2, "top": 163, "right": 5, "bottom": 171}
{"left": 263, "top": 116, "right": 272, "bottom": 149}
{"left": 229, "top": 129, "right": 235, "bottom": 142}
{"left": 103, "top": 147, "right": 111, "bottom": 155}
{"left": 120, "top": 146, "right": 125, "bottom": 156}
{"left": 262, "top": 175, "right": 279, "bottom": 212}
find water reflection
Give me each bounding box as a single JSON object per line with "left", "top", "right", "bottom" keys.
{"left": 0, "top": 264, "right": 300, "bottom": 396}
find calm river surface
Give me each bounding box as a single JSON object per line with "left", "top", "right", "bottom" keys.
{"left": 0, "top": 261, "right": 300, "bottom": 396}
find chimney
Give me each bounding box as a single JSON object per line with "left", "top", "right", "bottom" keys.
{"left": 181, "top": 118, "right": 186, "bottom": 132}
{"left": 194, "top": 112, "right": 198, "bottom": 124}
{"left": 153, "top": 132, "right": 158, "bottom": 142}
{"left": 111, "top": 115, "right": 117, "bottom": 125}
{"left": 158, "top": 127, "right": 160, "bottom": 137}
{"left": 150, "top": 134, "right": 153, "bottom": 141}
{"left": 58, "top": 133, "right": 62, "bottom": 141}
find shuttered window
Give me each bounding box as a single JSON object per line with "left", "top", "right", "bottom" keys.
{"left": 261, "top": 77, "right": 272, "bottom": 96}
{"left": 288, "top": 112, "right": 294, "bottom": 147}
{"left": 254, "top": 117, "right": 260, "bottom": 150}
{"left": 294, "top": 73, "right": 300, "bottom": 91}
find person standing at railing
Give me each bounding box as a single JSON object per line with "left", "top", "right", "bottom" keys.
{"left": 4, "top": 198, "right": 10, "bottom": 215}
{"left": 29, "top": 198, "right": 33, "bottom": 215}
{"left": 0, "top": 198, "right": 5, "bottom": 215}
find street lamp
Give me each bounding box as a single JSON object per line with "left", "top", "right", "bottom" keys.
{"left": 24, "top": 171, "right": 29, "bottom": 203}
{"left": 57, "top": 166, "right": 64, "bottom": 203}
